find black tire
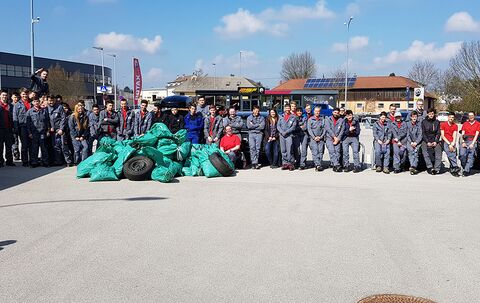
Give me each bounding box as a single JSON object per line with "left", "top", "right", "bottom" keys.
{"left": 123, "top": 156, "right": 155, "bottom": 181}
{"left": 209, "top": 152, "right": 235, "bottom": 177}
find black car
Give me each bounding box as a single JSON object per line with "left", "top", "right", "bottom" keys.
{"left": 160, "top": 95, "right": 192, "bottom": 109}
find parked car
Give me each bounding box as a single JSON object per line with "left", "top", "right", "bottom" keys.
{"left": 160, "top": 95, "right": 191, "bottom": 109}
{"left": 437, "top": 111, "right": 449, "bottom": 122}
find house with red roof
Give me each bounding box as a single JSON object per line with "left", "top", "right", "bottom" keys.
{"left": 267, "top": 75, "right": 437, "bottom": 114}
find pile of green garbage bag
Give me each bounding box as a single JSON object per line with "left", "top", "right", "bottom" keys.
{"left": 76, "top": 123, "right": 234, "bottom": 183}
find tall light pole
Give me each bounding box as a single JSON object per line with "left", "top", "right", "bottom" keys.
{"left": 239, "top": 51, "right": 243, "bottom": 77}
{"left": 30, "top": 0, "right": 40, "bottom": 74}
{"left": 212, "top": 63, "right": 216, "bottom": 89}
{"left": 92, "top": 46, "right": 105, "bottom": 86}
{"left": 107, "top": 53, "right": 117, "bottom": 108}
{"left": 344, "top": 16, "right": 353, "bottom": 105}
{"left": 212, "top": 62, "right": 217, "bottom": 104}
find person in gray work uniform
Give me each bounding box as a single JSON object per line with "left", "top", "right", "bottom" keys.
{"left": 13, "top": 88, "right": 32, "bottom": 166}
{"left": 204, "top": 105, "right": 224, "bottom": 146}
{"left": 98, "top": 100, "right": 119, "bottom": 140}
{"left": 247, "top": 105, "right": 265, "bottom": 169}
{"left": 307, "top": 106, "right": 326, "bottom": 172}
{"left": 46, "top": 95, "right": 69, "bottom": 166}
{"left": 117, "top": 98, "right": 134, "bottom": 141}
{"left": 293, "top": 107, "right": 308, "bottom": 169}
{"left": 325, "top": 107, "right": 345, "bottom": 172}
{"left": 196, "top": 96, "right": 210, "bottom": 118}
{"left": 342, "top": 110, "right": 361, "bottom": 173}
{"left": 406, "top": 111, "right": 422, "bottom": 175}
{"left": 277, "top": 104, "right": 297, "bottom": 171}
{"left": 373, "top": 111, "right": 392, "bottom": 174}
{"left": 223, "top": 107, "right": 244, "bottom": 140}
{"left": 133, "top": 100, "right": 152, "bottom": 138}
{"left": 391, "top": 111, "right": 408, "bottom": 174}
{"left": 88, "top": 104, "right": 100, "bottom": 156}
{"left": 406, "top": 99, "right": 427, "bottom": 123}
{"left": 26, "top": 98, "right": 50, "bottom": 167}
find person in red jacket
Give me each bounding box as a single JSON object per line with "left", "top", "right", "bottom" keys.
{"left": 220, "top": 125, "right": 241, "bottom": 164}
{"left": 459, "top": 111, "right": 480, "bottom": 176}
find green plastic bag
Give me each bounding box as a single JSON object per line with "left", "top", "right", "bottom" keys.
{"left": 76, "top": 152, "right": 117, "bottom": 178}
{"left": 149, "top": 123, "right": 173, "bottom": 139}
{"left": 175, "top": 141, "right": 191, "bottom": 161}
{"left": 131, "top": 133, "right": 158, "bottom": 147}
{"left": 138, "top": 146, "right": 165, "bottom": 166}
{"left": 151, "top": 159, "right": 183, "bottom": 183}
{"left": 89, "top": 163, "right": 119, "bottom": 182}
{"left": 157, "top": 138, "right": 176, "bottom": 146}
{"left": 112, "top": 144, "right": 136, "bottom": 176}
{"left": 173, "top": 129, "right": 187, "bottom": 144}
{"left": 157, "top": 143, "right": 178, "bottom": 156}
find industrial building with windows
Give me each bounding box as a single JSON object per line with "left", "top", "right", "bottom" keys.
{"left": 0, "top": 51, "right": 111, "bottom": 103}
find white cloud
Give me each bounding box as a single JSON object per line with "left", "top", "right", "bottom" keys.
{"left": 215, "top": 1, "right": 334, "bottom": 38}
{"left": 374, "top": 40, "right": 463, "bottom": 65}
{"left": 145, "top": 67, "right": 163, "bottom": 82}
{"left": 195, "top": 59, "right": 205, "bottom": 71}
{"left": 260, "top": 1, "right": 335, "bottom": 21}
{"left": 94, "top": 32, "right": 163, "bottom": 54}
{"left": 332, "top": 36, "right": 369, "bottom": 52}
{"left": 445, "top": 12, "right": 480, "bottom": 32}
{"left": 345, "top": 2, "right": 360, "bottom": 16}
{"left": 197, "top": 51, "right": 260, "bottom": 76}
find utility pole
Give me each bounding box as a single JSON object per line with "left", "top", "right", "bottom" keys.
{"left": 30, "top": 0, "right": 40, "bottom": 74}
{"left": 344, "top": 16, "right": 353, "bottom": 105}
{"left": 107, "top": 54, "right": 117, "bottom": 108}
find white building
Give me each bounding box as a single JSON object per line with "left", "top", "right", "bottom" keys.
{"left": 141, "top": 88, "right": 169, "bottom": 103}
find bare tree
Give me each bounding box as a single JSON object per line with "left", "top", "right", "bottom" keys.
{"left": 328, "top": 67, "right": 354, "bottom": 79}
{"left": 408, "top": 60, "right": 441, "bottom": 91}
{"left": 447, "top": 41, "right": 480, "bottom": 112}
{"left": 47, "top": 63, "right": 86, "bottom": 102}
{"left": 280, "top": 51, "right": 317, "bottom": 80}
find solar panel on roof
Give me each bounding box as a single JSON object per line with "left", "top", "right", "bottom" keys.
{"left": 303, "top": 77, "right": 357, "bottom": 89}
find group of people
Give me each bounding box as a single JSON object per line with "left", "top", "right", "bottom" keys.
{"left": 221, "top": 100, "right": 479, "bottom": 177}
{"left": 0, "top": 69, "right": 479, "bottom": 176}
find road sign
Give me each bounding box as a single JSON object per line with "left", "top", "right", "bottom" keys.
{"left": 96, "top": 85, "right": 112, "bottom": 94}
{"left": 413, "top": 87, "right": 424, "bottom": 102}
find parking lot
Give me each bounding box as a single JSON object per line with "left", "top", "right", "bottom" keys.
{"left": 1, "top": 140, "right": 479, "bottom": 302}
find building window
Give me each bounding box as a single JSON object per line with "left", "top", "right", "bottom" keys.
{"left": 14, "top": 66, "right": 22, "bottom": 77}
{"left": 378, "top": 103, "right": 384, "bottom": 109}
{"left": 356, "top": 103, "right": 363, "bottom": 109}
{"left": 393, "top": 103, "right": 400, "bottom": 108}
{"left": 6, "top": 65, "right": 15, "bottom": 77}
{"left": 22, "top": 66, "right": 30, "bottom": 77}
{"left": 408, "top": 103, "right": 414, "bottom": 109}
{"left": 0, "top": 64, "right": 6, "bottom": 75}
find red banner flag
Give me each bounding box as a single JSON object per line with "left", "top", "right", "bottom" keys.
{"left": 133, "top": 58, "right": 142, "bottom": 107}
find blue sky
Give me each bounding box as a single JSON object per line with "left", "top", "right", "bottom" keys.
{"left": 1, "top": 0, "right": 479, "bottom": 89}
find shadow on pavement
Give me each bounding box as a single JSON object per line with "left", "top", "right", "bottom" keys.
{"left": 0, "top": 240, "right": 17, "bottom": 251}
{"left": 0, "top": 165, "right": 64, "bottom": 191}
{"left": 0, "top": 197, "right": 167, "bottom": 209}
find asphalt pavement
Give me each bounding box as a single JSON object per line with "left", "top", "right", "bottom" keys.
{"left": 1, "top": 157, "right": 479, "bottom": 302}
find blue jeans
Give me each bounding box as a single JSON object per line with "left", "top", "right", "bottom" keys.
{"left": 265, "top": 139, "right": 280, "bottom": 166}
{"left": 72, "top": 139, "right": 89, "bottom": 164}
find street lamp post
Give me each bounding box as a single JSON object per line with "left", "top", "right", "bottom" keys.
{"left": 107, "top": 54, "right": 117, "bottom": 108}
{"left": 212, "top": 62, "right": 216, "bottom": 104}
{"left": 30, "top": 0, "right": 40, "bottom": 74}
{"left": 344, "top": 16, "right": 353, "bottom": 105}
{"left": 239, "top": 51, "right": 243, "bottom": 77}
{"left": 92, "top": 46, "right": 105, "bottom": 86}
